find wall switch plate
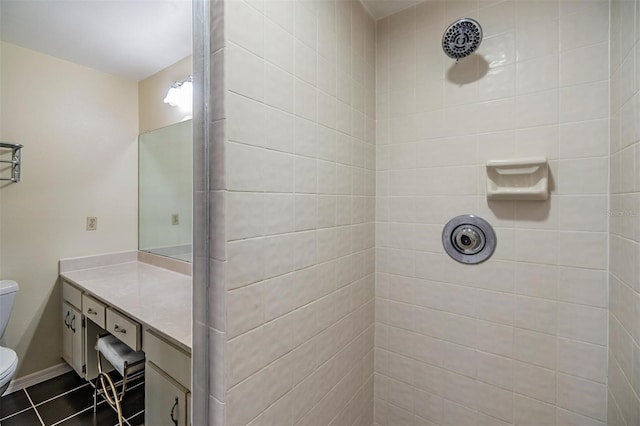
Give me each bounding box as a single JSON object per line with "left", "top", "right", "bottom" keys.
{"left": 171, "top": 214, "right": 180, "bottom": 226}
{"left": 86, "top": 216, "right": 97, "bottom": 231}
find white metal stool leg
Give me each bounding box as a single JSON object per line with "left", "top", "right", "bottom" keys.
{"left": 97, "top": 371, "right": 124, "bottom": 426}
{"left": 94, "top": 334, "right": 144, "bottom": 426}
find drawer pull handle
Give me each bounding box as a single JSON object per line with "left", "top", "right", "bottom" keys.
{"left": 70, "top": 314, "right": 76, "bottom": 333}
{"left": 114, "top": 325, "right": 127, "bottom": 334}
{"left": 87, "top": 308, "right": 97, "bottom": 315}
{"left": 64, "top": 311, "right": 70, "bottom": 328}
{"left": 170, "top": 397, "right": 179, "bottom": 426}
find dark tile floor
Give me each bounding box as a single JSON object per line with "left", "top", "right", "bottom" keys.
{"left": 0, "top": 371, "right": 144, "bottom": 426}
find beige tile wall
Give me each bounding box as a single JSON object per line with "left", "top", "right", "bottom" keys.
{"left": 608, "top": 0, "right": 640, "bottom": 424}
{"left": 219, "top": 1, "right": 377, "bottom": 424}
{"left": 375, "top": 1, "right": 610, "bottom": 425}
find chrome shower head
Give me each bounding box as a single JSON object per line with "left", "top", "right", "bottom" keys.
{"left": 442, "top": 18, "right": 483, "bottom": 60}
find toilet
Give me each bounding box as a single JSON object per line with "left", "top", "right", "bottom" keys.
{"left": 0, "top": 280, "right": 19, "bottom": 396}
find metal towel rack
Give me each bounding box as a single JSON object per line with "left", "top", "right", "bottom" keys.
{"left": 0, "top": 142, "right": 23, "bottom": 183}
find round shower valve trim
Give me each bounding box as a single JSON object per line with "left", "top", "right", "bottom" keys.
{"left": 442, "top": 215, "right": 496, "bottom": 264}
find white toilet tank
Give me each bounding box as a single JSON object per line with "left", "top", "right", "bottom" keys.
{"left": 0, "top": 280, "right": 18, "bottom": 339}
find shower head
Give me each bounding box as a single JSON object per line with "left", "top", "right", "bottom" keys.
{"left": 442, "top": 18, "right": 483, "bottom": 60}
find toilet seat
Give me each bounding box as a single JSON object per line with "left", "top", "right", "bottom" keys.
{"left": 0, "top": 346, "right": 18, "bottom": 387}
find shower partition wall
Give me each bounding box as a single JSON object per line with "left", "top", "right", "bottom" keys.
{"left": 207, "top": 1, "right": 377, "bottom": 425}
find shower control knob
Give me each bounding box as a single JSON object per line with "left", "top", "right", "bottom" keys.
{"left": 455, "top": 227, "right": 481, "bottom": 252}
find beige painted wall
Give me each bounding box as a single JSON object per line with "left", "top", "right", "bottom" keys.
{"left": 0, "top": 41, "right": 138, "bottom": 377}
{"left": 138, "top": 55, "right": 192, "bottom": 134}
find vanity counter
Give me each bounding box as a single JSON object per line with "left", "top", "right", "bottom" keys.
{"left": 60, "top": 260, "right": 192, "bottom": 352}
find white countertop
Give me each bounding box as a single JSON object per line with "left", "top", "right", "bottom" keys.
{"left": 61, "top": 261, "right": 192, "bottom": 352}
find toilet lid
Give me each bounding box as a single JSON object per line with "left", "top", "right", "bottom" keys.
{"left": 0, "top": 347, "right": 18, "bottom": 381}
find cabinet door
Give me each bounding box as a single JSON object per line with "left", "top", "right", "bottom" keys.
{"left": 145, "top": 361, "right": 188, "bottom": 426}
{"left": 69, "top": 304, "right": 84, "bottom": 377}
{"left": 61, "top": 302, "right": 84, "bottom": 377}
{"left": 61, "top": 302, "right": 73, "bottom": 366}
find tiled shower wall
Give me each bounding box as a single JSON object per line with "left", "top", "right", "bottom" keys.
{"left": 218, "top": 1, "right": 377, "bottom": 424}
{"left": 375, "top": 1, "right": 610, "bottom": 425}
{"left": 608, "top": 0, "right": 640, "bottom": 424}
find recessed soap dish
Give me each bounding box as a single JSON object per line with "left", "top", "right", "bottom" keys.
{"left": 486, "top": 157, "right": 548, "bottom": 201}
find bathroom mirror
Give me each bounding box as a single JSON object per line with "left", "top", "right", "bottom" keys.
{"left": 138, "top": 120, "right": 193, "bottom": 261}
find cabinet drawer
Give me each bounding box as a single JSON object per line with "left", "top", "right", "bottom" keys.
{"left": 144, "top": 330, "right": 190, "bottom": 389}
{"left": 106, "top": 308, "right": 141, "bottom": 351}
{"left": 82, "top": 294, "right": 106, "bottom": 328}
{"left": 62, "top": 281, "right": 82, "bottom": 310}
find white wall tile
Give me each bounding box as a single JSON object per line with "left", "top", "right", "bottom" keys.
{"left": 228, "top": 0, "right": 264, "bottom": 57}
{"left": 228, "top": 238, "right": 265, "bottom": 289}
{"left": 559, "top": 119, "right": 609, "bottom": 158}
{"left": 557, "top": 302, "right": 607, "bottom": 345}
{"left": 228, "top": 44, "right": 265, "bottom": 102}
{"left": 557, "top": 373, "right": 607, "bottom": 421}
{"left": 516, "top": 19, "right": 558, "bottom": 61}
{"left": 228, "top": 192, "right": 264, "bottom": 240}
{"left": 228, "top": 142, "right": 263, "bottom": 191}
{"left": 514, "top": 361, "right": 556, "bottom": 404}
{"left": 560, "top": 3, "right": 609, "bottom": 51}
{"left": 476, "top": 351, "right": 513, "bottom": 390}
{"left": 514, "top": 394, "right": 556, "bottom": 426}
{"left": 557, "top": 338, "right": 607, "bottom": 383}
{"left": 514, "top": 329, "right": 556, "bottom": 369}
{"left": 516, "top": 90, "right": 558, "bottom": 128}
{"left": 560, "top": 42, "right": 609, "bottom": 86}
{"left": 227, "top": 283, "right": 265, "bottom": 339}
{"left": 264, "top": 194, "right": 294, "bottom": 235}
{"left": 559, "top": 81, "right": 609, "bottom": 123}
{"left": 516, "top": 54, "right": 559, "bottom": 95}
{"left": 264, "top": 63, "right": 294, "bottom": 113}
{"left": 513, "top": 295, "right": 557, "bottom": 334}
{"left": 556, "top": 157, "right": 609, "bottom": 194}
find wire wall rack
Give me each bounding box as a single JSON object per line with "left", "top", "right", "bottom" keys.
{"left": 0, "top": 142, "right": 23, "bottom": 183}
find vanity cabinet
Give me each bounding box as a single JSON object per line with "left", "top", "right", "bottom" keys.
{"left": 59, "top": 264, "right": 192, "bottom": 425}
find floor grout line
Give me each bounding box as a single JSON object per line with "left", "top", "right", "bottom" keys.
{"left": 0, "top": 389, "right": 30, "bottom": 421}
{"left": 23, "top": 388, "right": 46, "bottom": 426}
{"left": 30, "top": 382, "right": 91, "bottom": 407}
{"left": 0, "top": 405, "right": 33, "bottom": 422}
{"left": 49, "top": 400, "right": 109, "bottom": 426}
{"left": 3, "top": 373, "right": 144, "bottom": 426}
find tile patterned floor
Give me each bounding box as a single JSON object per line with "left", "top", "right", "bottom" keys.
{"left": 0, "top": 371, "right": 144, "bottom": 426}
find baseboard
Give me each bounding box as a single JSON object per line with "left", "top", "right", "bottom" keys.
{"left": 4, "top": 362, "right": 72, "bottom": 395}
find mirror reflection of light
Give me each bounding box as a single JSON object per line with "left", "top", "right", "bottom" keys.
{"left": 163, "top": 77, "right": 193, "bottom": 119}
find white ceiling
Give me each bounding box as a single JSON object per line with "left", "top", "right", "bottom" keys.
{"left": 0, "top": 0, "right": 192, "bottom": 82}
{"left": 0, "top": 0, "right": 414, "bottom": 83}
{"left": 360, "top": 0, "right": 423, "bottom": 19}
